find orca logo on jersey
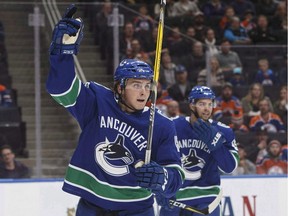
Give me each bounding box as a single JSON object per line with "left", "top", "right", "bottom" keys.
{"left": 95, "top": 134, "right": 134, "bottom": 176}
{"left": 181, "top": 149, "right": 205, "bottom": 180}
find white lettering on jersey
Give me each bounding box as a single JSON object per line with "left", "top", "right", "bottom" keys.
{"left": 100, "top": 116, "right": 147, "bottom": 151}
{"left": 177, "top": 139, "right": 210, "bottom": 153}
{"left": 211, "top": 132, "right": 221, "bottom": 147}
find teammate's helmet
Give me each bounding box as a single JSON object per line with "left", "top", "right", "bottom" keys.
{"left": 114, "top": 59, "right": 153, "bottom": 87}
{"left": 188, "top": 86, "right": 216, "bottom": 104}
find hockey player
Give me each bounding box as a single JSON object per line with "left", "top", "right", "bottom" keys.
{"left": 157, "top": 86, "right": 239, "bottom": 216}
{"left": 46, "top": 5, "right": 184, "bottom": 216}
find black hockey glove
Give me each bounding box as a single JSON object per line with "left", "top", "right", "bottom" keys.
{"left": 135, "top": 161, "right": 169, "bottom": 196}
{"left": 192, "top": 119, "right": 225, "bottom": 152}
{"left": 49, "top": 4, "right": 84, "bottom": 55}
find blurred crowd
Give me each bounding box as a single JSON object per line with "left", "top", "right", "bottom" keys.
{"left": 0, "top": 0, "right": 286, "bottom": 177}
{"left": 82, "top": 0, "right": 287, "bottom": 175}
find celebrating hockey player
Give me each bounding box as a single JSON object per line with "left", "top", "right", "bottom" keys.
{"left": 46, "top": 4, "right": 184, "bottom": 216}
{"left": 157, "top": 86, "right": 239, "bottom": 216}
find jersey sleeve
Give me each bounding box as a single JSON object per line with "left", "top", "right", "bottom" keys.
{"left": 152, "top": 114, "right": 184, "bottom": 198}
{"left": 211, "top": 121, "right": 239, "bottom": 173}
{"left": 46, "top": 54, "right": 98, "bottom": 129}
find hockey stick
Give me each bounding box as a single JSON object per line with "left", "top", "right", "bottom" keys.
{"left": 145, "top": 0, "right": 166, "bottom": 165}
{"left": 135, "top": 159, "right": 223, "bottom": 215}
{"left": 169, "top": 188, "right": 223, "bottom": 215}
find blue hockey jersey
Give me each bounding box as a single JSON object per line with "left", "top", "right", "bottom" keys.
{"left": 46, "top": 55, "right": 184, "bottom": 211}
{"left": 173, "top": 116, "right": 239, "bottom": 206}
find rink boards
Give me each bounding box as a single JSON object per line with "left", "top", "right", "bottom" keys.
{"left": 0, "top": 175, "right": 287, "bottom": 216}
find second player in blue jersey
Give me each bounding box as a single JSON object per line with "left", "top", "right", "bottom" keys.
{"left": 158, "top": 86, "right": 239, "bottom": 216}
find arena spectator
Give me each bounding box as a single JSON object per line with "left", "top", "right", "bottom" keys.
{"left": 281, "top": 145, "right": 288, "bottom": 162}
{"left": 277, "top": 54, "right": 287, "bottom": 86}
{"left": 232, "top": 144, "right": 256, "bottom": 175}
{"left": 166, "top": 100, "right": 181, "bottom": 118}
{"left": 134, "top": 4, "right": 154, "bottom": 33}
{"left": 159, "top": 51, "right": 177, "bottom": 89}
{"left": 197, "top": 57, "right": 225, "bottom": 87}
{"left": 0, "top": 20, "right": 5, "bottom": 42}
{"left": 181, "top": 26, "right": 197, "bottom": 55}
{"left": 219, "top": 6, "right": 236, "bottom": 31}
{"left": 0, "top": 87, "right": 13, "bottom": 107}
{"left": 229, "top": 67, "right": 246, "bottom": 86}
{"left": 166, "top": 26, "right": 187, "bottom": 62}
{"left": 213, "top": 82, "right": 243, "bottom": 122}
{"left": 202, "top": 0, "right": 226, "bottom": 17}
{"left": 204, "top": 28, "right": 219, "bottom": 56}
{"left": 256, "top": 139, "right": 287, "bottom": 175}
{"left": 0, "top": 42, "right": 8, "bottom": 75}
{"left": 270, "top": 2, "right": 287, "bottom": 31}
{"left": 168, "top": 64, "right": 192, "bottom": 114}
{"left": 171, "top": 0, "right": 200, "bottom": 17}
{"left": 144, "top": 26, "right": 168, "bottom": 61}
{"left": 133, "top": 4, "right": 154, "bottom": 49}
{"left": 256, "top": 0, "right": 278, "bottom": 16}
{"left": 254, "top": 58, "right": 279, "bottom": 86}
{"left": 181, "top": 41, "right": 206, "bottom": 84}
{"left": 248, "top": 15, "right": 277, "bottom": 44}
{"left": 0, "top": 83, "right": 6, "bottom": 92}
{"left": 95, "top": 1, "right": 112, "bottom": 60}
{"left": 246, "top": 129, "right": 269, "bottom": 163}
{"left": 119, "top": 22, "right": 138, "bottom": 59}
{"left": 240, "top": 9, "right": 256, "bottom": 32}
{"left": 0, "top": 83, "right": 13, "bottom": 107}
{"left": 154, "top": 0, "right": 176, "bottom": 18}
{"left": 229, "top": 110, "right": 249, "bottom": 133}
{"left": 223, "top": 16, "right": 251, "bottom": 45}
{"left": 192, "top": 11, "right": 209, "bottom": 43}
{"left": 0, "top": 145, "right": 30, "bottom": 178}
{"left": 129, "top": 39, "right": 152, "bottom": 65}
{"left": 270, "top": 2, "right": 287, "bottom": 44}
{"left": 214, "top": 39, "right": 242, "bottom": 77}
{"left": 273, "top": 85, "right": 288, "bottom": 126}
{"left": 241, "top": 83, "right": 274, "bottom": 118}
{"left": 249, "top": 98, "right": 286, "bottom": 133}
{"left": 230, "top": 0, "right": 256, "bottom": 18}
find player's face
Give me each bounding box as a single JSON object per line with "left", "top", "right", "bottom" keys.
{"left": 191, "top": 98, "right": 214, "bottom": 121}
{"left": 121, "top": 78, "right": 151, "bottom": 112}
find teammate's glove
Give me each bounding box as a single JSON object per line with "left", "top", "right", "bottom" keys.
{"left": 49, "top": 4, "right": 84, "bottom": 55}
{"left": 135, "top": 161, "right": 168, "bottom": 196}
{"left": 192, "top": 119, "right": 225, "bottom": 152}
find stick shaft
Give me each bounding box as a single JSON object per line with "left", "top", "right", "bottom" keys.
{"left": 169, "top": 189, "right": 223, "bottom": 215}
{"left": 145, "top": 0, "right": 165, "bottom": 164}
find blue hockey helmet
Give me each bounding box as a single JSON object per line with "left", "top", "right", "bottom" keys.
{"left": 114, "top": 59, "right": 153, "bottom": 88}
{"left": 188, "top": 86, "right": 216, "bottom": 104}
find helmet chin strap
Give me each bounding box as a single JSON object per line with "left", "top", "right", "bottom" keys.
{"left": 190, "top": 108, "right": 200, "bottom": 119}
